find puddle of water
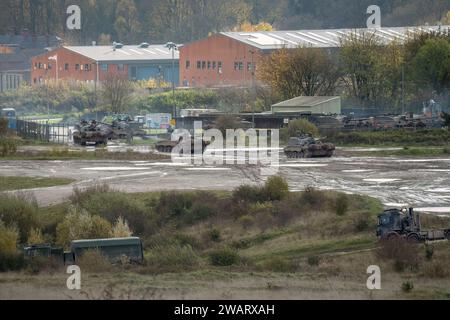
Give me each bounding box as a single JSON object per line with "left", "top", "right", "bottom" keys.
{"left": 81, "top": 167, "right": 148, "bottom": 171}
{"left": 341, "top": 147, "right": 403, "bottom": 152}
{"left": 134, "top": 162, "right": 191, "bottom": 167}
{"left": 184, "top": 168, "right": 232, "bottom": 171}
{"left": 394, "top": 159, "right": 450, "bottom": 163}
{"left": 412, "top": 169, "right": 450, "bottom": 172}
{"left": 425, "top": 188, "right": 450, "bottom": 193}
{"left": 383, "top": 202, "right": 408, "bottom": 208}
{"left": 363, "top": 178, "right": 400, "bottom": 183}
{"left": 277, "top": 164, "right": 329, "bottom": 168}
{"left": 415, "top": 207, "right": 450, "bottom": 214}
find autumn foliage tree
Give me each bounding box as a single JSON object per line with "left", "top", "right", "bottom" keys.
{"left": 259, "top": 47, "right": 339, "bottom": 100}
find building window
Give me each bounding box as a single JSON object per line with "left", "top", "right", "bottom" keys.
{"left": 218, "top": 61, "right": 223, "bottom": 74}
{"left": 202, "top": 61, "right": 206, "bottom": 69}
{"left": 101, "top": 64, "right": 108, "bottom": 72}
{"left": 64, "top": 63, "right": 69, "bottom": 71}
{"left": 207, "top": 61, "right": 211, "bottom": 69}
{"left": 238, "top": 62, "right": 243, "bottom": 71}
{"left": 212, "top": 61, "right": 216, "bottom": 69}
{"left": 85, "top": 64, "right": 91, "bottom": 71}
{"left": 48, "top": 63, "right": 52, "bottom": 70}
{"left": 75, "top": 64, "right": 80, "bottom": 71}
{"left": 117, "top": 64, "right": 124, "bottom": 72}
{"left": 186, "top": 60, "right": 190, "bottom": 69}
{"left": 38, "top": 62, "right": 43, "bottom": 69}
{"left": 197, "top": 61, "right": 201, "bottom": 69}
{"left": 34, "top": 62, "right": 38, "bottom": 70}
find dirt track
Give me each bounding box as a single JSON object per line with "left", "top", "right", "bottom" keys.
{"left": 1, "top": 150, "right": 449, "bottom": 214}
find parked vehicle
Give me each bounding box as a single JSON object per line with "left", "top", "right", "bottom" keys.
{"left": 376, "top": 208, "right": 450, "bottom": 242}
{"left": 23, "top": 237, "right": 144, "bottom": 265}
{"left": 284, "top": 135, "right": 335, "bottom": 158}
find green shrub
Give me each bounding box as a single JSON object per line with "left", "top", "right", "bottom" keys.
{"left": 307, "top": 256, "right": 321, "bottom": 267}
{"left": 208, "top": 228, "right": 222, "bottom": 242}
{"left": 401, "top": 281, "right": 414, "bottom": 293}
{"left": 0, "top": 252, "right": 26, "bottom": 272}
{"left": 56, "top": 206, "right": 112, "bottom": 248}
{"left": 0, "top": 193, "right": 39, "bottom": 242}
{"left": 0, "top": 138, "right": 18, "bottom": 156}
{"left": 232, "top": 185, "right": 266, "bottom": 203}
{"left": 209, "top": 247, "right": 240, "bottom": 266}
{"left": 334, "top": 194, "right": 349, "bottom": 216}
{"left": 155, "top": 191, "right": 219, "bottom": 226}
{"left": 264, "top": 176, "right": 289, "bottom": 201}
{"left": 299, "top": 187, "right": 326, "bottom": 210}
{"left": 71, "top": 186, "right": 150, "bottom": 235}
{"left": 425, "top": 245, "right": 434, "bottom": 261}
{"left": 0, "top": 221, "right": 19, "bottom": 254}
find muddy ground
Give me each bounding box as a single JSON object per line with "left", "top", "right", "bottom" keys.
{"left": 0, "top": 147, "right": 449, "bottom": 214}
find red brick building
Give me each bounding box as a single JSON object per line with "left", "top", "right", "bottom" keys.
{"left": 179, "top": 33, "right": 263, "bottom": 88}
{"left": 180, "top": 26, "right": 448, "bottom": 88}
{"left": 31, "top": 44, "right": 179, "bottom": 86}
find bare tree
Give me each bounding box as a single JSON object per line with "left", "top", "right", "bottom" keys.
{"left": 101, "top": 74, "right": 133, "bottom": 114}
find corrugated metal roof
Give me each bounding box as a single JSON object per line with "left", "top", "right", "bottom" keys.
{"left": 221, "top": 25, "right": 450, "bottom": 50}
{"left": 272, "top": 96, "right": 341, "bottom": 108}
{"left": 65, "top": 45, "right": 179, "bottom": 62}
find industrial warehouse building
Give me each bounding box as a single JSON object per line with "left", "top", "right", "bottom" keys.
{"left": 272, "top": 96, "right": 341, "bottom": 115}
{"left": 0, "top": 34, "right": 61, "bottom": 92}
{"left": 31, "top": 43, "right": 179, "bottom": 86}
{"left": 179, "top": 25, "right": 449, "bottom": 87}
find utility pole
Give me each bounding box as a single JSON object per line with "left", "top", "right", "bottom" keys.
{"left": 401, "top": 64, "right": 405, "bottom": 114}
{"left": 165, "top": 42, "right": 178, "bottom": 119}
{"left": 249, "top": 49, "right": 256, "bottom": 129}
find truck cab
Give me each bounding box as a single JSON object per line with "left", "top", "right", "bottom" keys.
{"left": 377, "top": 208, "right": 450, "bottom": 242}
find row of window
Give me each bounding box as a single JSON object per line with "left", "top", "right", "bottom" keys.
{"left": 185, "top": 60, "right": 223, "bottom": 71}
{"left": 185, "top": 60, "right": 255, "bottom": 72}
{"left": 34, "top": 62, "right": 125, "bottom": 72}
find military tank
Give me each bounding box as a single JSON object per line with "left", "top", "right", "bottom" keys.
{"left": 284, "top": 135, "right": 335, "bottom": 158}
{"left": 73, "top": 120, "right": 112, "bottom": 146}
{"left": 155, "top": 136, "right": 210, "bottom": 154}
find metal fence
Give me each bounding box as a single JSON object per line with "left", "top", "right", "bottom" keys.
{"left": 15, "top": 119, "right": 71, "bottom": 144}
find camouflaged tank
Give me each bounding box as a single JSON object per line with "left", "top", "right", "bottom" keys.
{"left": 284, "top": 135, "right": 335, "bottom": 158}
{"left": 155, "top": 136, "right": 210, "bottom": 154}
{"left": 73, "top": 120, "right": 112, "bottom": 146}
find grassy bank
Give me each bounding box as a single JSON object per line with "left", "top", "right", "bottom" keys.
{"left": 1, "top": 180, "right": 450, "bottom": 299}
{"left": 0, "top": 176, "right": 75, "bottom": 192}
{"left": 340, "top": 146, "right": 450, "bottom": 157}
{"left": 1, "top": 148, "right": 169, "bottom": 161}
{"left": 329, "top": 129, "right": 450, "bottom": 147}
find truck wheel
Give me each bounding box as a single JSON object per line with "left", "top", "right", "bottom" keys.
{"left": 407, "top": 233, "right": 421, "bottom": 243}
{"left": 385, "top": 232, "right": 400, "bottom": 241}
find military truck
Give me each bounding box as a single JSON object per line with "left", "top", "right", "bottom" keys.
{"left": 72, "top": 120, "right": 112, "bottom": 146}
{"left": 376, "top": 208, "right": 450, "bottom": 243}
{"left": 103, "top": 114, "right": 146, "bottom": 140}
{"left": 284, "top": 135, "right": 335, "bottom": 158}
{"left": 24, "top": 237, "right": 144, "bottom": 265}
{"left": 155, "top": 136, "right": 210, "bottom": 154}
